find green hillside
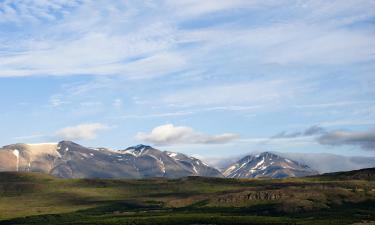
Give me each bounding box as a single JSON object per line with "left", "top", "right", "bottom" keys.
{"left": 0, "top": 170, "right": 375, "bottom": 225}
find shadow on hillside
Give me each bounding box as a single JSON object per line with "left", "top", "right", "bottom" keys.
{"left": 1, "top": 199, "right": 375, "bottom": 225}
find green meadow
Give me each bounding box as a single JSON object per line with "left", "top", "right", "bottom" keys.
{"left": 0, "top": 171, "right": 374, "bottom": 225}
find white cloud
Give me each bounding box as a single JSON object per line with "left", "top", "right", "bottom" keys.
{"left": 136, "top": 124, "right": 239, "bottom": 146}
{"left": 56, "top": 123, "right": 109, "bottom": 140}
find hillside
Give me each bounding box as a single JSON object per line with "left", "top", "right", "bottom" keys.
{"left": 0, "top": 170, "right": 374, "bottom": 225}
{"left": 314, "top": 167, "right": 375, "bottom": 180}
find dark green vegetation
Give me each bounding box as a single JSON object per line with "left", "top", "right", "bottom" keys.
{"left": 0, "top": 168, "right": 375, "bottom": 225}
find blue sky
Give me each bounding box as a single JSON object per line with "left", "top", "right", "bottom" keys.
{"left": 0, "top": 0, "right": 375, "bottom": 159}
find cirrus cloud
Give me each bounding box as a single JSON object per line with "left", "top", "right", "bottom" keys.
{"left": 136, "top": 124, "right": 239, "bottom": 146}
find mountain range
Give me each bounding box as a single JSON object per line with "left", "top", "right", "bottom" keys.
{"left": 1, "top": 141, "right": 317, "bottom": 178}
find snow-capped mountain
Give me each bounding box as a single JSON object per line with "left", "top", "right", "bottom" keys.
{"left": 0, "top": 141, "right": 222, "bottom": 179}
{"left": 223, "top": 152, "right": 318, "bottom": 178}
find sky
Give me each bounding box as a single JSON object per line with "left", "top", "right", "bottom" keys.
{"left": 0, "top": 0, "right": 375, "bottom": 160}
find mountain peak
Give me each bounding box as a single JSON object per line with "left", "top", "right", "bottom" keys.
{"left": 224, "top": 151, "right": 317, "bottom": 178}
{"left": 258, "top": 151, "right": 280, "bottom": 158}
{"left": 58, "top": 140, "right": 82, "bottom": 147}
{"left": 125, "top": 144, "right": 152, "bottom": 151}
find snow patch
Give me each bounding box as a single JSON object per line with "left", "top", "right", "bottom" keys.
{"left": 224, "top": 165, "right": 237, "bottom": 175}
{"left": 159, "top": 159, "right": 166, "bottom": 174}
{"left": 19, "top": 143, "right": 59, "bottom": 162}
{"left": 123, "top": 150, "right": 142, "bottom": 157}
{"left": 192, "top": 165, "right": 198, "bottom": 174}
{"left": 56, "top": 150, "right": 62, "bottom": 158}
{"left": 253, "top": 157, "right": 265, "bottom": 170}
{"left": 12, "top": 149, "right": 19, "bottom": 158}
{"left": 166, "top": 152, "right": 178, "bottom": 158}
{"left": 201, "top": 161, "right": 209, "bottom": 167}
{"left": 27, "top": 143, "right": 57, "bottom": 146}
{"left": 12, "top": 149, "right": 20, "bottom": 171}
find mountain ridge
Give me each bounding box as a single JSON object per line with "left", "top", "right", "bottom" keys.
{"left": 0, "top": 141, "right": 320, "bottom": 179}
{"left": 0, "top": 141, "right": 223, "bottom": 179}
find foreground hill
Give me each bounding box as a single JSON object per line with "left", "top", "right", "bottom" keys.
{"left": 0, "top": 141, "right": 222, "bottom": 178}
{"left": 224, "top": 152, "right": 318, "bottom": 178}
{"left": 0, "top": 169, "right": 374, "bottom": 225}
{"left": 314, "top": 167, "right": 375, "bottom": 180}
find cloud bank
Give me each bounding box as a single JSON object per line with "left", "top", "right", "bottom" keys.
{"left": 272, "top": 126, "right": 375, "bottom": 151}
{"left": 272, "top": 125, "right": 326, "bottom": 139}
{"left": 318, "top": 130, "right": 375, "bottom": 150}
{"left": 136, "top": 124, "right": 239, "bottom": 146}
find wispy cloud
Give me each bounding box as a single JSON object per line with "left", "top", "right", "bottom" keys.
{"left": 294, "top": 101, "right": 375, "bottom": 109}
{"left": 0, "top": 0, "right": 83, "bottom": 23}
{"left": 119, "top": 111, "right": 194, "bottom": 119}
{"left": 320, "top": 119, "right": 375, "bottom": 127}
{"left": 272, "top": 125, "right": 326, "bottom": 139}
{"left": 1, "top": 0, "right": 374, "bottom": 77}
{"left": 162, "top": 79, "right": 303, "bottom": 107}
{"left": 117, "top": 105, "right": 262, "bottom": 120}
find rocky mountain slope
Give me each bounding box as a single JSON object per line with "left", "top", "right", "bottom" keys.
{"left": 223, "top": 152, "right": 318, "bottom": 178}
{"left": 0, "top": 141, "right": 222, "bottom": 178}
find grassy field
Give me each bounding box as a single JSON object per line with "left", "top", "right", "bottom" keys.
{"left": 0, "top": 171, "right": 375, "bottom": 225}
